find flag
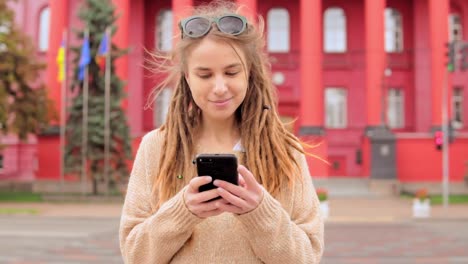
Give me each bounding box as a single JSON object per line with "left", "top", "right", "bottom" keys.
{"left": 78, "top": 36, "right": 91, "bottom": 81}
{"left": 96, "top": 32, "right": 109, "bottom": 71}
{"left": 56, "top": 40, "right": 65, "bottom": 82}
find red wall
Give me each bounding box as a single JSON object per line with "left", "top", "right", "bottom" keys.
{"left": 397, "top": 137, "right": 468, "bottom": 182}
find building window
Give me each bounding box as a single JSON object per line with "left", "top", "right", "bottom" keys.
{"left": 387, "top": 88, "right": 404, "bottom": 129}
{"left": 154, "top": 88, "right": 172, "bottom": 127}
{"left": 325, "top": 88, "right": 347, "bottom": 128}
{"left": 38, "top": 7, "right": 50, "bottom": 52}
{"left": 449, "top": 14, "right": 463, "bottom": 42}
{"left": 267, "top": 8, "right": 290, "bottom": 53}
{"left": 156, "top": 10, "right": 173, "bottom": 52}
{"left": 0, "top": 22, "right": 10, "bottom": 52}
{"left": 452, "top": 87, "right": 464, "bottom": 129}
{"left": 324, "top": 7, "right": 347, "bottom": 53}
{"left": 385, "top": 8, "right": 403, "bottom": 53}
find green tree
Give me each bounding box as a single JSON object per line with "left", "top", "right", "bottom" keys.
{"left": 0, "top": 0, "right": 54, "bottom": 141}
{"left": 66, "top": 0, "right": 132, "bottom": 194}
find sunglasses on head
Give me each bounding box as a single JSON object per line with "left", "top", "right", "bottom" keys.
{"left": 179, "top": 14, "right": 248, "bottom": 39}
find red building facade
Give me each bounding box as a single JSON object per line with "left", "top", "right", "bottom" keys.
{"left": 2, "top": 0, "right": 468, "bottom": 184}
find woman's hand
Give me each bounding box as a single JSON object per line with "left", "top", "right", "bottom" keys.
{"left": 184, "top": 176, "right": 229, "bottom": 218}
{"left": 213, "top": 165, "right": 264, "bottom": 215}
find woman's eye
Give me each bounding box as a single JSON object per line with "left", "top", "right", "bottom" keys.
{"left": 226, "top": 71, "right": 239, "bottom": 76}
{"left": 198, "top": 74, "right": 211, "bottom": 79}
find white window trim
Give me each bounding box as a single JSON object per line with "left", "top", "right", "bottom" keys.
{"left": 324, "top": 7, "right": 347, "bottom": 53}
{"left": 156, "top": 9, "right": 173, "bottom": 52}
{"left": 267, "top": 8, "right": 290, "bottom": 53}
{"left": 38, "top": 7, "right": 50, "bottom": 52}
{"left": 325, "top": 87, "right": 347, "bottom": 129}
{"left": 385, "top": 8, "right": 403, "bottom": 53}
{"left": 387, "top": 88, "right": 405, "bottom": 129}
{"left": 154, "top": 88, "right": 172, "bottom": 128}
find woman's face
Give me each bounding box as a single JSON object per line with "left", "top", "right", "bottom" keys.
{"left": 185, "top": 37, "right": 248, "bottom": 123}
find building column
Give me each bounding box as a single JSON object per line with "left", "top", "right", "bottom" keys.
{"left": 299, "top": 0, "right": 327, "bottom": 177}
{"left": 236, "top": 0, "right": 257, "bottom": 22}
{"left": 363, "top": 0, "right": 397, "bottom": 180}
{"left": 112, "top": 0, "right": 130, "bottom": 110}
{"left": 365, "top": 0, "right": 386, "bottom": 128}
{"left": 428, "top": 0, "right": 450, "bottom": 128}
{"left": 299, "top": 0, "right": 323, "bottom": 134}
{"left": 46, "top": 0, "right": 68, "bottom": 119}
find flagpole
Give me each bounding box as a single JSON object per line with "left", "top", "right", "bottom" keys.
{"left": 59, "top": 29, "right": 68, "bottom": 194}
{"left": 81, "top": 29, "right": 90, "bottom": 196}
{"left": 104, "top": 27, "right": 111, "bottom": 196}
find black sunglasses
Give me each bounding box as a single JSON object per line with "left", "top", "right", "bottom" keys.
{"left": 179, "top": 14, "right": 248, "bottom": 39}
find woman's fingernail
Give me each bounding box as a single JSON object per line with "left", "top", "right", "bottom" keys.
{"left": 213, "top": 180, "right": 219, "bottom": 186}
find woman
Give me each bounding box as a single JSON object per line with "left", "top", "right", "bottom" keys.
{"left": 119, "top": 1, "right": 324, "bottom": 263}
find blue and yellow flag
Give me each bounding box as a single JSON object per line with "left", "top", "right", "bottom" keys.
{"left": 96, "top": 32, "right": 109, "bottom": 71}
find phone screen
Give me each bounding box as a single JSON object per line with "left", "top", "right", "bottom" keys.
{"left": 196, "top": 154, "right": 238, "bottom": 193}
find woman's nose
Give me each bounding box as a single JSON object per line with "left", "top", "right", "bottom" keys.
{"left": 213, "top": 75, "right": 227, "bottom": 94}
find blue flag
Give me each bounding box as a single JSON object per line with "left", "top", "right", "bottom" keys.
{"left": 78, "top": 36, "right": 91, "bottom": 81}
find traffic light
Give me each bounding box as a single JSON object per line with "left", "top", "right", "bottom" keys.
{"left": 461, "top": 43, "right": 468, "bottom": 72}
{"left": 434, "top": 131, "right": 443, "bottom": 150}
{"left": 445, "top": 42, "right": 456, "bottom": 72}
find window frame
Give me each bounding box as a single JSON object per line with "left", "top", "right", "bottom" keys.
{"left": 154, "top": 88, "right": 173, "bottom": 128}
{"left": 323, "top": 7, "right": 347, "bottom": 53}
{"left": 156, "top": 9, "right": 173, "bottom": 52}
{"left": 386, "top": 88, "right": 405, "bottom": 129}
{"left": 384, "top": 8, "right": 403, "bottom": 53}
{"left": 38, "top": 6, "right": 50, "bottom": 52}
{"left": 267, "top": 7, "right": 290, "bottom": 53}
{"left": 325, "top": 87, "right": 348, "bottom": 129}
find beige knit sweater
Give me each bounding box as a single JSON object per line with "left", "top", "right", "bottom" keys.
{"left": 119, "top": 129, "right": 324, "bottom": 263}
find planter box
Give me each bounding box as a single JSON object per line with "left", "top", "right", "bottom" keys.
{"left": 412, "top": 198, "right": 431, "bottom": 218}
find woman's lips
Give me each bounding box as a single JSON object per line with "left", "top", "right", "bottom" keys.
{"left": 211, "top": 98, "right": 232, "bottom": 107}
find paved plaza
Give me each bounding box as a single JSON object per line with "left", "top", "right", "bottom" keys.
{"left": 0, "top": 198, "right": 467, "bottom": 263}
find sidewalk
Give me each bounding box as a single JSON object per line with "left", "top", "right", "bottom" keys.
{"left": 326, "top": 197, "right": 468, "bottom": 223}
{"left": 1, "top": 196, "right": 468, "bottom": 221}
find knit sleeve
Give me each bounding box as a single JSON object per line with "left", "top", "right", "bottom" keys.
{"left": 119, "top": 131, "right": 204, "bottom": 264}
{"left": 234, "top": 152, "right": 324, "bottom": 264}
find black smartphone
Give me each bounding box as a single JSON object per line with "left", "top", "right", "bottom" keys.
{"left": 196, "top": 153, "right": 238, "bottom": 193}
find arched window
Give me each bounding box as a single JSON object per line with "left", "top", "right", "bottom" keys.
{"left": 156, "top": 10, "right": 173, "bottom": 52}
{"left": 385, "top": 8, "right": 403, "bottom": 53}
{"left": 38, "top": 7, "right": 50, "bottom": 52}
{"left": 267, "top": 8, "right": 290, "bottom": 53}
{"left": 323, "top": 7, "right": 347, "bottom": 53}
{"left": 449, "top": 13, "right": 463, "bottom": 42}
